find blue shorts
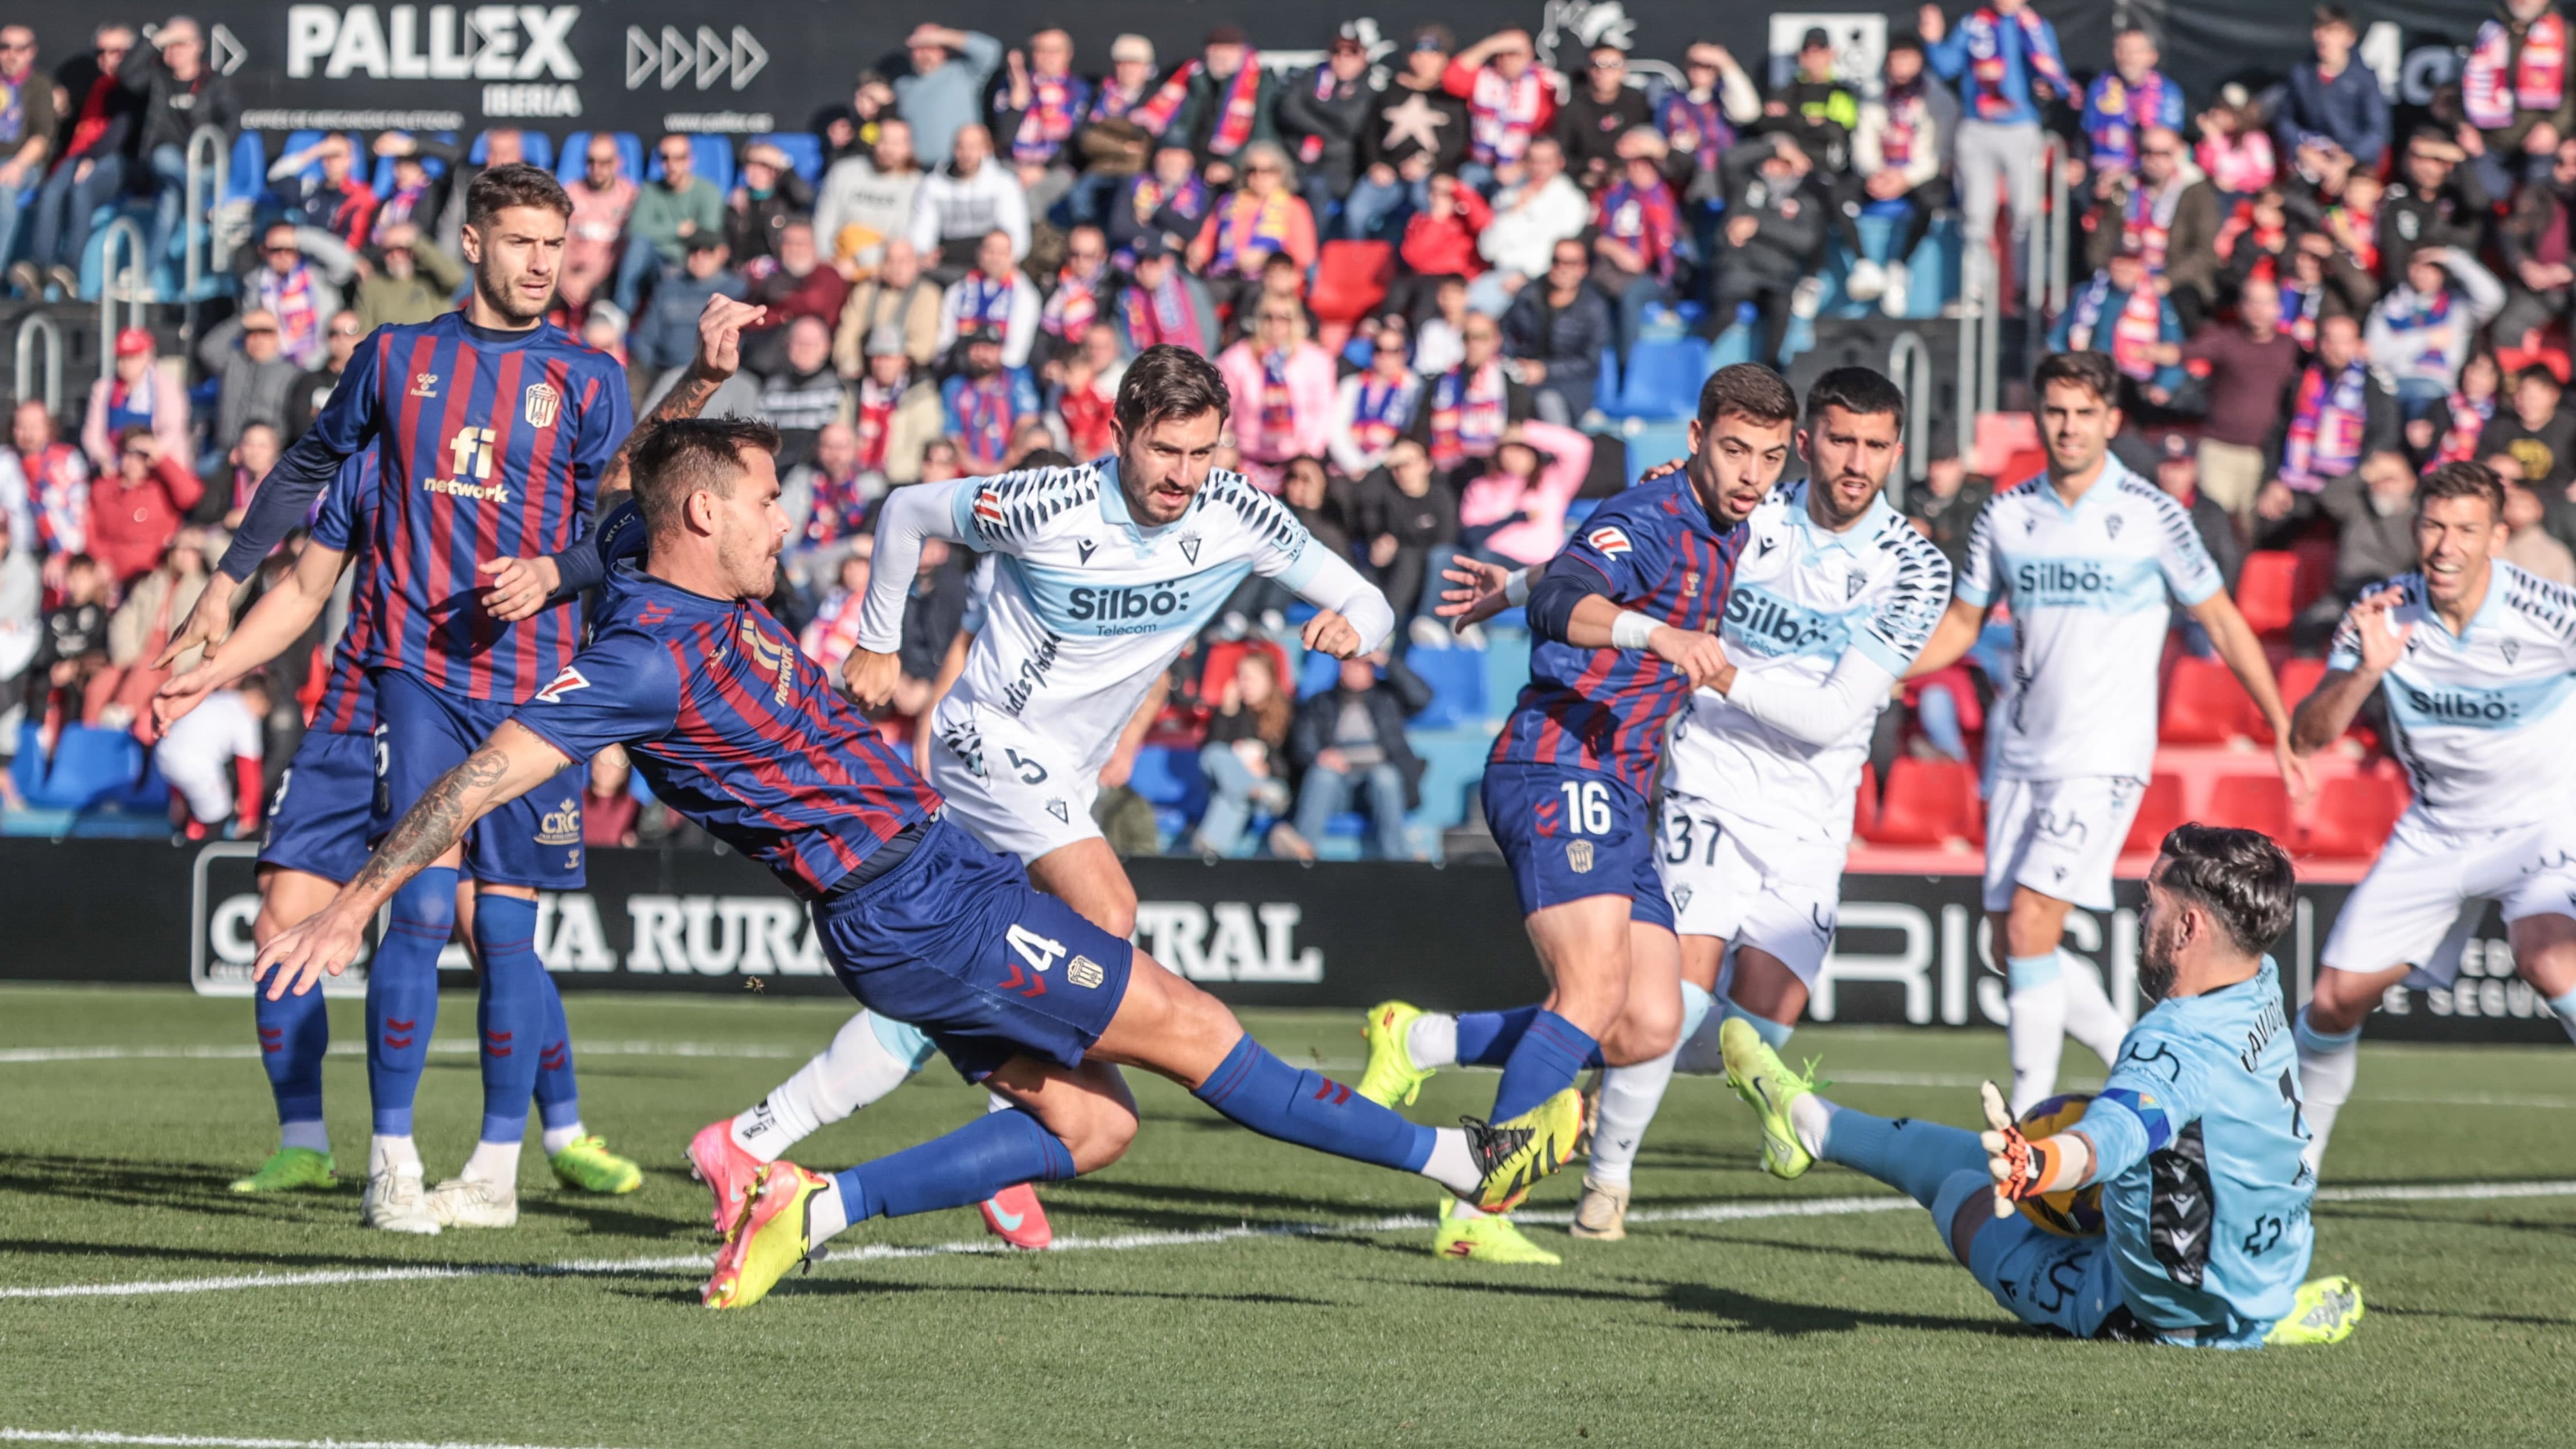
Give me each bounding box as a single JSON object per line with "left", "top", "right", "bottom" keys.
{"left": 812, "top": 817, "right": 1136, "bottom": 1082}
{"left": 1481, "top": 761, "right": 1672, "bottom": 929}
{"left": 372, "top": 668, "right": 586, "bottom": 890}
{"left": 257, "top": 727, "right": 376, "bottom": 884}
{"left": 1968, "top": 1211, "right": 2124, "bottom": 1339}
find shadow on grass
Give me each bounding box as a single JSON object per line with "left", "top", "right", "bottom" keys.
{"left": 0, "top": 1236, "right": 416, "bottom": 1272}
{"left": 0, "top": 1152, "right": 339, "bottom": 1221}
{"left": 610, "top": 1277, "right": 1345, "bottom": 1309}
{"left": 1382, "top": 1274, "right": 2022, "bottom": 1338}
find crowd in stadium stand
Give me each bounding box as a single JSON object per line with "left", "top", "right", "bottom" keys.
{"left": 0, "top": 4, "right": 2572, "bottom": 858}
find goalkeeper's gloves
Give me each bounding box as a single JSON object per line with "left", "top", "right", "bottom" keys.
{"left": 1978, "top": 1080, "right": 2095, "bottom": 1217}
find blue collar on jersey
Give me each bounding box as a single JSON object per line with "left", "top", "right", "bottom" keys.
{"left": 448, "top": 311, "right": 562, "bottom": 352}
{"left": 2422, "top": 559, "right": 2515, "bottom": 644}
{"left": 1786, "top": 480, "right": 1898, "bottom": 556}
{"left": 2029, "top": 454, "right": 2134, "bottom": 518}
{"left": 1094, "top": 452, "right": 1193, "bottom": 558}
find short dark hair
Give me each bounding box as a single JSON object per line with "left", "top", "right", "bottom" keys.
{"left": 1886, "top": 31, "right": 1924, "bottom": 54}
{"left": 2313, "top": 3, "right": 2356, "bottom": 31}
{"left": 115, "top": 424, "right": 152, "bottom": 451}
{"left": 2519, "top": 363, "right": 2563, "bottom": 391}
{"left": 465, "top": 161, "right": 573, "bottom": 231}
{"left": 1804, "top": 365, "right": 1906, "bottom": 430}
{"left": 1114, "top": 345, "right": 1231, "bottom": 439}
{"left": 1018, "top": 449, "right": 1076, "bottom": 470}
{"left": 2417, "top": 459, "right": 2507, "bottom": 520}
{"left": 629, "top": 416, "right": 784, "bottom": 536}
{"left": 1696, "top": 363, "right": 1796, "bottom": 430}
{"left": 2158, "top": 824, "right": 2297, "bottom": 956}
{"left": 2033, "top": 349, "right": 2120, "bottom": 406}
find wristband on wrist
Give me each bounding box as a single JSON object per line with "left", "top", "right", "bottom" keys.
{"left": 1504, "top": 569, "right": 1531, "bottom": 607}
{"left": 1608, "top": 609, "right": 1657, "bottom": 651}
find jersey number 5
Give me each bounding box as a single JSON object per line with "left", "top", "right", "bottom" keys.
{"left": 1558, "top": 780, "right": 1613, "bottom": 836}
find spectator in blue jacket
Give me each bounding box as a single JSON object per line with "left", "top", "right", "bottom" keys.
{"left": 2275, "top": 5, "right": 2390, "bottom": 169}
{"left": 2051, "top": 250, "right": 2188, "bottom": 408}
{"left": 895, "top": 24, "right": 1003, "bottom": 167}
{"left": 629, "top": 234, "right": 746, "bottom": 372}
{"left": 1920, "top": 0, "right": 2071, "bottom": 263}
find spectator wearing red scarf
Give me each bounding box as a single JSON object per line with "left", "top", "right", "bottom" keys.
{"left": 1589, "top": 128, "right": 1681, "bottom": 365}
{"left": 1217, "top": 301, "right": 1336, "bottom": 492}
{"left": 1445, "top": 28, "right": 1559, "bottom": 191}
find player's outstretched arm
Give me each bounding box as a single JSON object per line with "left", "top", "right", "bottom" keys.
{"left": 2188, "top": 589, "right": 2315, "bottom": 801}
{"left": 1904, "top": 595, "right": 1988, "bottom": 679}
{"left": 2291, "top": 586, "right": 2408, "bottom": 756}
{"left": 1528, "top": 562, "right": 1730, "bottom": 687}
{"left": 1436, "top": 556, "right": 1532, "bottom": 630}
{"left": 152, "top": 537, "right": 349, "bottom": 732}
{"left": 253, "top": 722, "right": 570, "bottom": 1000}
{"left": 1978, "top": 1080, "right": 2097, "bottom": 1216}
{"left": 846, "top": 477, "right": 980, "bottom": 705}
{"left": 1289, "top": 551, "right": 1396, "bottom": 659}
{"left": 594, "top": 295, "right": 768, "bottom": 517}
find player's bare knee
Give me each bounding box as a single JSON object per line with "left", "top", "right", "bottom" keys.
{"left": 1604, "top": 994, "right": 1682, "bottom": 1064}
{"left": 2305, "top": 969, "right": 2378, "bottom": 1034}
{"left": 1063, "top": 1098, "right": 1139, "bottom": 1173}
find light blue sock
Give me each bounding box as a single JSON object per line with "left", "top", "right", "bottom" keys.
{"left": 2005, "top": 953, "right": 2063, "bottom": 989}
{"left": 1816, "top": 1105, "right": 1987, "bottom": 1210}
{"left": 2293, "top": 1006, "right": 2362, "bottom": 1057}
{"left": 1678, "top": 980, "right": 1715, "bottom": 1042}
{"left": 2550, "top": 987, "right": 2576, "bottom": 1045}
{"left": 1722, "top": 996, "right": 1792, "bottom": 1050}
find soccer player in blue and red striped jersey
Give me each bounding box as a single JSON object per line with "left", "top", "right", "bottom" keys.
{"left": 256, "top": 418, "right": 1547, "bottom": 1310}
{"left": 1353, "top": 363, "right": 1798, "bottom": 1261}
{"left": 176, "top": 162, "right": 653, "bottom": 1233}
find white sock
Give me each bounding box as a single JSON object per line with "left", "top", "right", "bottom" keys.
{"left": 2294, "top": 1007, "right": 2363, "bottom": 1178}
{"left": 2057, "top": 953, "right": 2129, "bottom": 1070}
{"left": 733, "top": 1011, "right": 929, "bottom": 1163}
{"left": 540, "top": 1121, "right": 586, "bottom": 1156}
{"left": 2006, "top": 979, "right": 2068, "bottom": 1118}
{"left": 369, "top": 1134, "right": 421, "bottom": 1178}
{"left": 1587, "top": 1045, "right": 1680, "bottom": 1187}
{"left": 1407, "top": 1012, "right": 1459, "bottom": 1069}
{"left": 462, "top": 1139, "right": 521, "bottom": 1189}
{"left": 1418, "top": 1127, "right": 1483, "bottom": 1199}
{"left": 279, "top": 1120, "right": 330, "bottom": 1155}
{"left": 985, "top": 1092, "right": 1014, "bottom": 1115}
{"left": 1789, "top": 1092, "right": 1838, "bottom": 1158}
{"left": 806, "top": 1176, "right": 850, "bottom": 1247}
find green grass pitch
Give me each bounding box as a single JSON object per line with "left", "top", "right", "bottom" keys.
{"left": 5, "top": 984, "right": 2576, "bottom": 1447}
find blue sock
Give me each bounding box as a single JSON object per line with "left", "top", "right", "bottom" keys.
{"left": 1194, "top": 1034, "right": 1440, "bottom": 1173}
{"left": 1678, "top": 981, "right": 1715, "bottom": 1042}
{"left": 1453, "top": 1006, "right": 1539, "bottom": 1066}
{"left": 472, "top": 893, "right": 547, "bottom": 1145}
{"left": 1722, "top": 996, "right": 1793, "bottom": 1050}
{"left": 2549, "top": 987, "right": 2576, "bottom": 1045}
{"left": 2006, "top": 952, "right": 2063, "bottom": 989}
{"left": 255, "top": 973, "right": 329, "bottom": 1127}
{"left": 366, "top": 866, "right": 455, "bottom": 1136}
{"left": 532, "top": 969, "right": 581, "bottom": 1133}
{"left": 835, "top": 1107, "right": 1077, "bottom": 1222}
{"left": 1816, "top": 1107, "right": 1986, "bottom": 1210}
{"left": 1489, "top": 1010, "right": 1598, "bottom": 1124}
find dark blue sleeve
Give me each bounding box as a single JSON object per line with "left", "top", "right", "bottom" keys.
{"left": 306, "top": 455, "right": 373, "bottom": 552}
{"left": 509, "top": 630, "right": 683, "bottom": 761}
{"left": 547, "top": 496, "right": 645, "bottom": 596}
{"left": 1526, "top": 493, "right": 1674, "bottom": 644}
{"left": 219, "top": 333, "right": 384, "bottom": 581}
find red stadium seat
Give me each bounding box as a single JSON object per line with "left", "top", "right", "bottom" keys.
{"left": 2302, "top": 774, "right": 2407, "bottom": 858}
{"left": 1862, "top": 758, "right": 1978, "bottom": 846}
{"left": 2122, "top": 773, "right": 2187, "bottom": 853}
{"left": 2236, "top": 551, "right": 2301, "bottom": 637}
{"left": 1851, "top": 761, "right": 1880, "bottom": 841}
{"left": 2276, "top": 656, "right": 2330, "bottom": 708}
{"left": 2289, "top": 536, "right": 2337, "bottom": 614}
{"left": 2205, "top": 774, "right": 2292, "bottom": 842}
{"left": 2159, "top": 656, "right": 2255, "bottom": 743}
{"left": 1308, "top": 241, "right": 1394, "bottom": 325}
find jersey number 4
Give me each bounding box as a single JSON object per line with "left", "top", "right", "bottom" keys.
{"left": 1558, "top": 780, "right": 1613, "bottom": 836}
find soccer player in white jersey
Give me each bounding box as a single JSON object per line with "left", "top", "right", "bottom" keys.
{"left": 684, "top": 346, "right": 1398, "bottom": 1241}
{"left": 1569, "top": 367, "right": 1954, "bottom": 1236}
{"left": 2286, "top": 461, "right": 2576, "bottom": 1173}
{"left": 1909, "top": 350, "right": 2309, "bottom": 1116}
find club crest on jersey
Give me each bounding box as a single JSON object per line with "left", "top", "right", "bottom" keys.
{"left": 522, "top": 381, "right": 562, "bottom": 429}
{"left": 1178, "top": 532, "right": 1203, "bottom": 565}
{"left": 736, "top": 617, "right": 796, "bottom": 704}
{"left": 1846, "top": 571, "right": 1867, "bottom": 600}
{"left": 1567, "top": 840, "right": 1595, "bottom": 874}
{"left": 2502, "top": 637, "right": 2522, "bottom": 665}
{"left": 535, "top": 665, "right": 589, "bottom": 703}
{"left": 408, "top": 372, "right": 439, "bottom": 398}
{"left": 2104, "top": 513, "right": 2124, "bottom": 539}
{"left": 1046, "top": 798, "right": 1070, "bottom": 823}
{"left": 1587, "top": 525, "right": 1633, "bottom": 556}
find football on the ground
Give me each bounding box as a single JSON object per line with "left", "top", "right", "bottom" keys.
{"left": 2016, "top": 1092, "right": 2104, "bottom": 1237}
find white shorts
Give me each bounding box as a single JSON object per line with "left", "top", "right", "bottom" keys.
{"left": 923, "top": 703, "right": 1103, "bottom": 865}
{"left": 1981, "top": 775, "right": 2145, "bottom": 913}
{"left": 1655, "top": 794, "right": 1846, "bottom": 986}
{"left": 2321, "top": 810, "right": 2576, "bottom": 986}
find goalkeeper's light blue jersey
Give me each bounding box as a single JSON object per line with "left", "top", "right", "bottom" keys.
{"left": 2078, "top": 957, "right": 2315, "bottom": 1342}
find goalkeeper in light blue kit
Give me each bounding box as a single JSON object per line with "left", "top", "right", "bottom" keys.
{"left": 1719, "top": 824, "right": 2363, "bottom": 1346}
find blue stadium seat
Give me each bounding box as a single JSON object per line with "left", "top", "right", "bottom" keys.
{"left": 1404, "top": 645, "right": 1484, "bottom": 729}
{"left": 1126, "top": 743, "right": 1209, "bottom": 824}
{"left": 13, "top": 725, "right": 153, "bottom": 812}
{"left": 469, "top": 128, "right": 555, "bottom": 172}
{"left": 1609, "top": 336, "right": 1709, "bottom": 420}
{"left": 1622, "top": 421, "right": 1692, "bottom": 486}
{"left": 557, "top": 131, "right": 645, "bottom": 186}
{"left": 1707, "top": 322, "right": 1754, "bottom": 369}
{"left": 369, "top": 134, "right": 454, "bottom": 196}
{"left": 1591, "top": 348, "right": 1621, "bottom": 416}
{"left": 226, "top": 131, "right": 267, "bottom": 203}
{"left": 754, "top": 133, "right": 824, "bottom": 185}
{"left": 648, "top": 134, "right": 736, "bottom": 194}
{"left": 1480, "top": 626, "right": 1532, "bottom": 715}
{"left": 1297, "top": 648, "right": 1340, "bottom": 698}
{"left": 1406, "top": 726, "right": 1492, "bottom": 831}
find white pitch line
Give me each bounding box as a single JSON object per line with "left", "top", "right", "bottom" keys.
{"left": 0, "top": 1041, "right": 800, "bottom": 1065}
{"left": 8, "top": 1181, "right": 2574, "bottom": 1303}
{"left": 2, "top": 1429, "right": 625, "bottom": 1449}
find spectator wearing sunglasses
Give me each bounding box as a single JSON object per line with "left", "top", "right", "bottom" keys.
{"left": 286, "top": 310, "right": 368, "bottom": 442}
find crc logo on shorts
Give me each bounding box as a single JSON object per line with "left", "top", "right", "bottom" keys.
{"left": 1586, "top": 525, "right": 1633, "bottom": 556}
{"left": 1567, "top": 839, "right": 1596, "bottom": 874}
{"left": 1067, "top": 955, "right": 1105, "bottom": 989}
{"left": 523, "top": 381, "right": 562, "bottom": 429}
{"left": 536, "top": 796, "right": 581, "bottom": 847}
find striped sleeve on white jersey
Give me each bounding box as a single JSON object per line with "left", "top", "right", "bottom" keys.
{"left": 2501, "top": 563, "right": 2576, "bottom": 667}
{"left": 1195, "top": 470, "right": 1320, "bottom": 587}
{"left": 2326, "top": 574, "right": 2421, "bottom": 672}
{"left": 956, "top": 463, "right": 1105, "bottom": 552}
{"left": 1857, "top": 517, "right": 1955, "bottom": 672}
{"left": 2124, "top": 477, "right": 2225, "bottom": 606}
{"left": 1952, "top": 482, "right": 2018, "bottom": 607}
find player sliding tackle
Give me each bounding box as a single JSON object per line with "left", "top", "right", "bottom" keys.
{"left": 1719, "top": 824, "right": 2363, "bottom": 1346}
{"left": 255, "top": 417, "right": 1555, "bottom": 1310}
{"left": 1905, "top": 350, "right": 2309, "bottom": 1119}
{"left": 1354, "top": 364, "right": 1794, "bottom": 1263}
{"left": 2283, "top": 461, "right": 2576, "bottom": 1175}
{"left": 684, "top": 345, "right": 1402, "bottom": 1251}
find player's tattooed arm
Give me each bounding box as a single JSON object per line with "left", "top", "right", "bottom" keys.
{"left": 593, "top": 294, "right": 768, "bottom": 517}
{"left": 251, "top": 723, "right": 570, "bottom": 1000}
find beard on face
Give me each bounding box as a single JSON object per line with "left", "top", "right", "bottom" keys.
{"left": 477, "top": 255, "right": 552, "bottom": 325}
{"left": 2137, "top": 929, "right": 2181, "bottom": 1004}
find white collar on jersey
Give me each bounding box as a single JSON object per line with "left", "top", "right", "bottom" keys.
{"left": 2420, "top": 559, "right": 2518, "bottom": 643}
{"left": 1786, "top": 478, "right": 1900, "bottom": 555}
{"left": 2024, "top": 452, "right": 2135, "bottom": 517}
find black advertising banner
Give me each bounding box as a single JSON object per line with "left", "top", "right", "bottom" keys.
{"left": 0, "top": 2, "right": 2509, "bottom": 143}
{"left": 0, "top": 836, "right": 2559, "bottom": 1043}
